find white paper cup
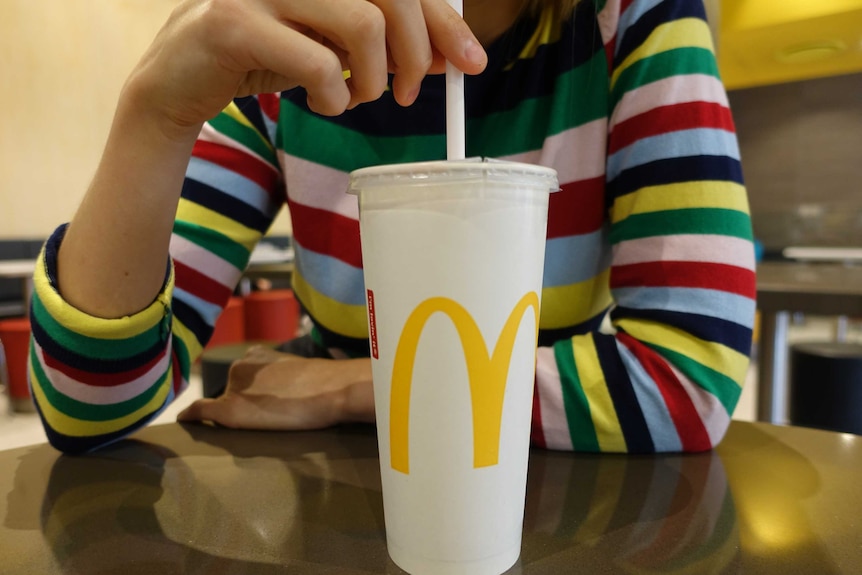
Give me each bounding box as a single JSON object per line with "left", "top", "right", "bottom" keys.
{"left": 349, "top": 158, "right": 558, "bottom": 575}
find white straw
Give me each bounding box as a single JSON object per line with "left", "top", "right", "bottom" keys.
{"left": 446, "top": 0, "right": 466, "bottom": 160}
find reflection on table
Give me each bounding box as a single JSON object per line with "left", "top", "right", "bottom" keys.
{"left": 1, "top": 421, "right": 859, "bottom": 573}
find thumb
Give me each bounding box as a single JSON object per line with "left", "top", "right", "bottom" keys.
{"left": 177, "top": 398, "right": 236, "bottom": 427}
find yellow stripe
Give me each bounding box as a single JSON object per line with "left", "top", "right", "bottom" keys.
{"left": 222, "top": 101, "right": 274, "bottom": 152}
{"left": 517, "top": 6, "right": 561, "bottom": 60}
{"left": 292, "top": 271, "right": 368, "bottom": 339}
{"left": 573, "top": 334, "right": 627, "bottom": 452}
{"left": 611, "top": 181, "right": 748, "bottom": 223}
{"left": 540, "top": 269, "right": 613, "bottom": 330}
{"left": 176, "top": 198, "right": 261, "bottom": 251}
{"left": 172, "top": 317, "right": 204, "bottom": 363}
{"left": 574, "top": 459, "right": 627, "bottom": 541}
{"left": 30, "top": 365, "right": 171, "bottom": 437}
{"left": 611, "top": 18, "right": 714, "bottom": 89}
{"left": 615, "top": 318, "right": 749, "bottom": 383}
{"left": 33, "top": 250, "right": 174, "bottom": 340}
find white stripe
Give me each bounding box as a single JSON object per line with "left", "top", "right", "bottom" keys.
{"left": 613, "top": 234, "right": 755, "bottom": 269}
{"left": 535, "top": 346, "right": 574, "bottom": 450}
{"left": 278, "top": 152, "right": 358, "bottom": 219}
{"left": 668, "top": 363, "right": 730, "bottom": 446}
{"left": 36, "top": 339, "right": 173, "bottom": 406}
{"left": 198, "top": 123, "right": 277, "bottom": 169}
{"left": 501, "top": 118, "right": 607, "bottom": 184}
{"left": 611, "top": 74, "right": 729, "bottom": 128}
{"left": 169, "top": 234, "right": 243, "bottom": 289}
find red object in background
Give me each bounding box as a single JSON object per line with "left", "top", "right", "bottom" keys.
{"left": 243, "top": 289, "right": 300, "bottom": 343}
{"left": 0, "top": 317, "right": 33, "bottom": 410}
{"left": 206, "top": 297, "right": 246, "bottom": 349}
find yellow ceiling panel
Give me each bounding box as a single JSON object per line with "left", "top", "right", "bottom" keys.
{"left": 718, "top": 1, "right": 862, "bottom": 89}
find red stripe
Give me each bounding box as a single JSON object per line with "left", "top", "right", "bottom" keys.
{"left": 547, "top": 177, "right": 606, "bottom": 239}
{"left": 620, "top": 0, "right": 635, "bottom": 13}
{"left": 174, "top": 260, "right": 234, "bottom": 306}
{"left": 611, "top": 261, "right": 756, "bottom": 298}
{"left": 604, "top": 33, "right": 616, "bottom": 72}
{"left": 617, "top": 332, "right": 712, "bottom": 451}
{"left": 530, "top": 381, "right": 547, "bottom": 448}
{"left": 42, "top": 348, "right": 167, "bottom": 388}
{"left": 287, "top": 198, "right": 362, "bottom": 268}
{"left": 171, "top": 348, "right": 184, "bottom": 394}
{"left": 609, "top": 102, "right": 735, "bottom": 154}
{"left": 258, "top": 93, "right": 281, "bottom": 123}
{"left": 192, "top": 140, "right": 281, "bottom": 194}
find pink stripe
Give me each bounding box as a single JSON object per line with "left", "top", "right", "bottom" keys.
{"left": 535, "top": 347, "right": 574, "bottom": 450}
{"left": 502, "top": 119, "right": 606, "bottom": 184}
{"left": 198, "top": 124, "right": 271, "bottom": 165}
{"left": 611, "top": 74, "right": 730, "bottom": 128}
{"left": 169, "top": 234, "right": 241, "bottom": 290}
{"left": 35, "top": 338, "right": 173, "bottom": 405}
{"left": 613, "top": 235, "right": 755, "bottom": 269}
{"left": 279, "top": 152, "right": 358, "bottom": 220}
{"left": 667, "top": 363, "right": 730, "bottom": 446}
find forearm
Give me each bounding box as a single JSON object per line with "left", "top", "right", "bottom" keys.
{"left": 58, "top": 84, "right": 201, "bottom": 319}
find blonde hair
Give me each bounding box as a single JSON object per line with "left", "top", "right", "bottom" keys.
{"left": 522, "top": 0, "right": 582, "bottom": 17}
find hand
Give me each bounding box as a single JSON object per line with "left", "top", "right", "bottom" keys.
{"left": 177, "top": 345, "right": 375, "bottom": 430}
{"left": 128, "top": 0, "right": 488, "bottom": 138}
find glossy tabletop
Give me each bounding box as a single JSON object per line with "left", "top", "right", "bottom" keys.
{"left": 1, "top": 421, "right": 859, "bottom": 574}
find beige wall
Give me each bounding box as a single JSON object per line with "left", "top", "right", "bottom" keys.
{"left": 0, "top": 0, "right": 291, "bottom": 240}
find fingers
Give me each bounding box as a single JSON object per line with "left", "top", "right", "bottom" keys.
{"left": 371, "top": 0, "right": 432, "bottom": 106}
{"left": 419, "top": 0, "right": 487, "bottom": 76}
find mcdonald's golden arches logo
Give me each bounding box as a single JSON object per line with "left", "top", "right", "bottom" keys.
{"left": 388, "top": 292, "right": 539, "bottom": 474}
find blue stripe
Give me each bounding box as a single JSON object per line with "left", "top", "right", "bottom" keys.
{"left": 615, "top": 339, "right": 683, "bottom": 452}
{"left": 612, "top": 306, "right": 753, "bottom": 357}
{"left": 607, "top": 155, "right": 744, "bottom": 201}
{"left": 173, "top": 287, "right": 222, "bottom": 329}
{"left": 607, "top": 128, "right": 740, "bottom": 181}
{"left": 543, "top": 227, "right": 612, "bottom": 287}
{"left": 172, "top": 298, "right": 211, "bottom": 348}
{"left": 616, "top": 0, "right": 664, "bottom": 57}
{"left": 615, "top": 0, "right": 708, "bottom": 66}
{"left": 234, "top": 96, "right": 272, "bottom": 145}
{"left": 186, "top": 157, "right": 275, "bottom": 214}
{"left": 293, "top": 243, "right": 366, "bottom": 306}
{"left": 613, "top": 286, "right": 755, "bottom": 328}
{"left": 594, "top": 334, "right": 655, "bottom": 453}
{"left": 181, "top": 179, "right": 273, "bottom": 234}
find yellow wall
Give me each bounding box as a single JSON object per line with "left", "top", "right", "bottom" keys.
{"left": 0, "top": 1, "right": 291, "bottom": 240}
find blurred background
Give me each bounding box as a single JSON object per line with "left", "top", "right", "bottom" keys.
{"left": 1, "top": 0, "right": 861, "bottom": 448}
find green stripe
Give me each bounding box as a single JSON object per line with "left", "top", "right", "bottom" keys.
{"left": 208, "top": 113, "right": 277, "bottom": 165}
{"left": 280, "top": 51, "right": 608, "bottom": 168}
{"left": 610, "top": 208, "right": 753, "bottom": 244}
{"left": 171, "top": 323, "right": 193, "bottom": 373}
{"left": 611, "top": 47, "right": 718, "bottom": 108}
{"left": 279, "top": 99, "right": 445, "bottom": 171}
{"left": 469, "top": 51, "right": 608, "bottom": 157}
{"left": 554, "top": 340, "right": 601, "bottom": 451}
{"left": 644, "top": 344, "right": 741, "bottom": 415}
{"left": 173, "top": 220, "right": 251, "bottom": 271}
{"left": 30, "top": 344, "right": 169, "bottom": 422}
{"left": 31, "top": 292, "right": 164, "bottom": 361}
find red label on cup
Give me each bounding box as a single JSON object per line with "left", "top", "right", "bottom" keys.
{"left": 367, "top": 289, "right": 378, "bottom": 359}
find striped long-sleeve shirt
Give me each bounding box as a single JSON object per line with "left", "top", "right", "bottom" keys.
{"left": 29, "top": 0, "right": 755, "bottom": 453}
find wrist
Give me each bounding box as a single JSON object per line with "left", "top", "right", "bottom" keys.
{"left": 339, "top": 359, "right": 376, "bottom": 423}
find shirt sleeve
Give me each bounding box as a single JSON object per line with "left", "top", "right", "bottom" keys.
{"left": 29, "top": 94, "right": 285, "bottom": 453}
{"left": 530, "top": 0, "right": 756, "bottom": 452}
